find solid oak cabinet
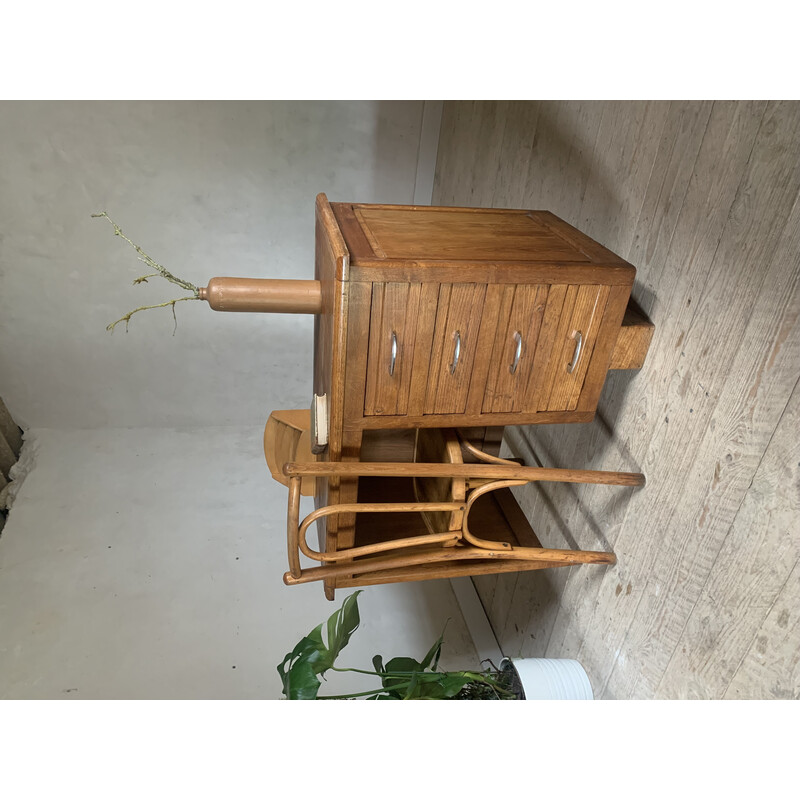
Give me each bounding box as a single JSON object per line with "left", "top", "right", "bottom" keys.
{"left": 321, "top": 197, "right": 637, "bottom": 432}
{"left": 303, "top": 194, "right": 651, "bottom": 597}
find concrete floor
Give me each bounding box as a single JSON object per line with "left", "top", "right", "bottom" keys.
{"left": 0, "top": 427, "right": 478, "bottom": 699}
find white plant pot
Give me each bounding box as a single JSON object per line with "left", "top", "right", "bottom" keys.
{"left": 502, "top": 658, "right": 594, "bottom": 700}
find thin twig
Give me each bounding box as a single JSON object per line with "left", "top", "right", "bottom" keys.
{"left": 106, "top": 296, "right": 196, "bottom": 335}
{"left": 92, "top": 211, "right": 201, "bottom": 333}
{"left": 92, "top": 211, "right": 199, "bottom": 293}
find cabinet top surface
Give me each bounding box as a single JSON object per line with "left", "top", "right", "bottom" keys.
{"left": 327, "top": 198, "right": 632, "bottom": 271}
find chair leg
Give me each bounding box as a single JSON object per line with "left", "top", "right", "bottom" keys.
{"left": 283, "top": 545, "right": 616, "bottom": 586}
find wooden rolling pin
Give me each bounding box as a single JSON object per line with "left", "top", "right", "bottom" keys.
{"left": 199, "top": 278, "right": 323, "bottom": 314}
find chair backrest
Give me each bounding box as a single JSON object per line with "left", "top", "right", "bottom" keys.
{"left": 263, "top": 409, "right": 316, "bottom": 497}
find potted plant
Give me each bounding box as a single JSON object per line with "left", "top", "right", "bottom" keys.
{"left": 499, "top": 656, "right": 593, "bottom": 700}
{"left": 277, "top": 591, "right": 520, "bottom": 700}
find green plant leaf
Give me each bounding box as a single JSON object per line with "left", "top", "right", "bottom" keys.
{"left": 399, "top": 672, "right": 457, "bottom": 699}
{"left": 320, "top": 590, "right": 362, "bottom": 671}
{"left": 434, "top": 673, "right": 476, "bottom": 698}
{"left": 419, "top": 634, "right": 444, "bottom": 671}
{"left": 383, "top": 656, "right": 425, "bottom": 673}
{"left": 283, "top": 659, "right": 323, "bottom": 700}
{"left": 277, "top": 591, "right": 363, "bottom": 699}
{"left": 277, "top": 633, "right": 327, "bottom": 699}
{"left": 276, "top": 590, "right": 513, "bottom": 700}
{"left": 381, "top": 656, "right": 425, "bottom": 694}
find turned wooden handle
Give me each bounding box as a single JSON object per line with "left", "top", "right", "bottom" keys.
{"left": 199, "top": 277, "right": 323, "bottom": 314}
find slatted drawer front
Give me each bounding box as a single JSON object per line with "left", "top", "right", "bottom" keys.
{"left": 361, "top": 279, "right": 611, "bottom": 421}
{"left": 364, "top": 282, "right": 422, "bottom": 416}
{"left": 531, "top": 283, "right": 610, "bottom": 412}
{"left": 423, "top": 283, "right": 488, "bottom": 415}
{"left": 482, "top": 284, "right": 548, "bottom": 413}
{"left": 482, "top": 283, "right": 610, "bottom": 413}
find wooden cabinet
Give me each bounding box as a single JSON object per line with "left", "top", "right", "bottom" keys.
{"left": 327, "top": 198, "right": 636, "bottom": 430}
{"left": 307, "top": 194, "right": 652, "bottom": 597}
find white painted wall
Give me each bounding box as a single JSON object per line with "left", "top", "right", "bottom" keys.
{"left": 0, "top": 428, "right": 476, "bottom": 699}
{"left": 0, "top": 101, "right": 426, "bottom": 430}
{"left": 0, "top": 101, "right": 479, "bottom": 699}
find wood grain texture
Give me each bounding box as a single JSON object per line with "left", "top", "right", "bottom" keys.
{"left": 263, "top": 410, "right": 315, "bottom": 496}
{"left": 363, "top": 282, "right": 422, "bottom": 416}
{"left": 435, "top": 100, "right": 800, "bottom": 699}
{"left": 608, "top": 305, "right": 655, "bottom": 370}
{"left": 724, "top": 562, "right": 800, "bottom": 700}
{"left": 483, "top": 284, "right": 548, "bottom": 413}
{"left": 312, "top": 195, "right": 349, "bottom": 572}
{"left": 424, "top": 283, "right": 488, "bottom": 414}
{"left": 661, "top": 378, "right": 800, "bottom": 699}
{"left": 413, "top": 428, "right": 466, "bottom": 534}
{"left": 285, "top": 460, "right": 644, "bottom": 485}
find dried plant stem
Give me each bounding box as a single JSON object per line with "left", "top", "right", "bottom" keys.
{"left": 106, "top": 296, "right": 196, "bottom": 334}
{"left": 92, "top": 211, "right": 201, "bottom": 333}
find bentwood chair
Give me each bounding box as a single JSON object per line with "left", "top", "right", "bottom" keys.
{"left": 265, "top": 412, "right": 643, "bottom": 589}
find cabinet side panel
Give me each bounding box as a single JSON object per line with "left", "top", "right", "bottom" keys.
{"left": 313, "top": 195, "right": 350, "bottom": 591}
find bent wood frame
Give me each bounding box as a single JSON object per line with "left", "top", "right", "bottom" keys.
{"left": 282, "top": 459, "right": 644, "bottom": 586}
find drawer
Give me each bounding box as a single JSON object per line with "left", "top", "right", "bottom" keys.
{"left": 423, "top": 283, "right": 488, "bottom": 415}
{"left": 482, "top": 284, "right": 549, "bottom": 413}
{"left": 361, "top": 279, "right": 612, "bottom": 421}
{"left": 483, "top": 283, "right": 610, "bottom": 413}
{"left": 363, "top": 282, "right": 422, "bottom": 416}
{"left": 531, "top": 283, "right": 610, "bottom": 412}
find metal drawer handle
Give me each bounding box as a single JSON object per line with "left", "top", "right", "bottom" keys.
{"left": 449, "top": 330, "right": 461, "bottom": 374}
{"left": 389, "top": 331, "right": 397, "bottom": 377}
{"left": 567, "top": 330, "right": 583, "bottom": 374}
{"left": 509, "top": 331, "right": 523, "bottom": 374}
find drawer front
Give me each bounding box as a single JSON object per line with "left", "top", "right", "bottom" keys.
{"left": 359, "top": 279, "right": 613, "bottom": 422}
{"left": 423, "top": 283, "right": 488, "bottom": 415}
{"left": 482, "top": 284, "right": 549, "bottom": 413}
{"left": 363, "top": 282, "right": 422, "bottom": 416}
{"left": 483, "top": 283, "right": 610, "bottom": 414}
{"left": 530, "top": 283, "right": 610, "bottom": 412}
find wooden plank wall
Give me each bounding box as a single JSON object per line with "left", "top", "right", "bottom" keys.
{"left": 434, "top": 101, "right": 800, "bottom": 699}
